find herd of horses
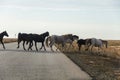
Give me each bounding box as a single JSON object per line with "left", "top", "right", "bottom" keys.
{"left": 0, "top": 31, "right": 108, "bottom": 52}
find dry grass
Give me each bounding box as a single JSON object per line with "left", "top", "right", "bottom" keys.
{"left": 108, "top": 40, "right": 120, "bottom": 46}
{"left": 59, "top": 40, "right": 120, "bottom": 59}
{"left": 3, "top": 38, "right": 17, "bottom": 43}
{"left": 65, "top": 53, "right": 120, "bottom": 80}
{"left": 56, "top": 40, "right": 120, "bottom": 80}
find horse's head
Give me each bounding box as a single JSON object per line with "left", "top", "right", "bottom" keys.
{"left": 42, "top": 31, "right": 49, "bottom": 38}
{"left": 3, "top": 31, "right": 9, "bottom": 37}
{"left": 45, "top": 31, "right": 49, "bottom": 36}
{"left": 72, "top": 35, "right": 79, "bottom": 41}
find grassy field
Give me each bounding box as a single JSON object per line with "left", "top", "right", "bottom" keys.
{"left": 108, "top": 40, "right": 120, "bottom": 46}
{"left": 57, "top": 40, "right": 120, "bottom": 80}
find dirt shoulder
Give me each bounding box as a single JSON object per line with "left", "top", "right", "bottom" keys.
{"left": 64, "top": 52, "right": 120, "bottom": 80}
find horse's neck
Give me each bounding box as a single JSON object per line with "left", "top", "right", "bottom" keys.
{"left": 0, "top": 33, "right": 5, "bottom": 38}
{"left": 41, "top": 34, "right": 47, "bottom": 39}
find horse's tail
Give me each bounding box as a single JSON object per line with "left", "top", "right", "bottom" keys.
{"left": 46, "top": 36, "right": 51, "bottom": 47}
{"left": 106, "top": 41, "right": 108, "bottom": 48}
{"left": 104, "top": 40, "right": 108, "bottom": 48}
{"left": 102, "top": 40, "right": 108, "bottom": 48}
{"left": 17, "top": 33, "right": 21, "bottom": 41}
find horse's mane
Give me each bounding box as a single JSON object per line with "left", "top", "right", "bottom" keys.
{"left": 62, "top": 34, "right": 72, "bottom": 36}
{"left": 0, "top": 31, "right": 6, "bottom": 34}
{"left": 39, "top": 31, "right": 49, "bottom": 36}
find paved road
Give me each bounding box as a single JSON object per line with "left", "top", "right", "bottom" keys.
{"left": 0, "top": 42, "right": 91, "bottom": 80}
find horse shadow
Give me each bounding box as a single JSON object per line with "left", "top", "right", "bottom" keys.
{"left": 0, "top": 49, "right": 61, "bottom": 54}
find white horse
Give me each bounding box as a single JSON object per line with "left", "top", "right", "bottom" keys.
{"left": 45, "top": 34, "right": 78, "bottom": 51}
{"left": 86, "top": 38, "right": 108, "bottom": 52}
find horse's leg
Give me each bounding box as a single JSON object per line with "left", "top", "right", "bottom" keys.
{"left": 30, "top": 41, "right": 33, "bottom": 50}
{"left": 97, "top": 47, "right": 100, "bottom": 53}
{"left": 67, "top": 43, "right": 73, "bottom": 51}
{"left": 1, "top": 41, "right": 5, "bottom": 49}
{"left": 35, "top": 42, "right": 38, "bottom": 51}
{"left": 97, "top": 46, "right": 103, "bottom": 55}
{"left": 50, "top": 42, "right": 54, "bottom": 52}
{"left": 85, "top": 44, "right": 90, "bottom": 51}
{"left": 28, "top": 41, "right": 32, "bottom": 51}
{"left": 17, "top": 40, "right": 21, "bottom": 48}
{"left": 71, "top": 44, "right": 74, "bottom": 48}
{"left": 78, "top": 45, "right": 81, "bottom": 51}
{"left": 42, "top": 42, "right": 46, "bottom": 51}
{"left": 61, "top": 43, "right": 64, "bottom": 51}
{"left": 56, "top": 44, "right": 59, "bottom": 51}
{"left": 90, "top": 45, "right": 93, "bottom": 52}
{"left": 99, "top": 46, "right": 104, "bottom": 53}
{"left": 39, "top": 44, "right": 42, "bottom": 50}
{"left": 40, "top": 42, "right": 46, "bottom": 51}
{"left": 30, "top": 41, "right": 33, "bottom": 51}
{"left": 63, "top": 43, "right": 66, "bottom": 51}
{"left": 49, "top": 41, "right": 52, "bottom": 51}
{"left": 27, "top": 41, "right": 30, "bottom": 51}
{"left": 23, "top": 41, "right": 26, "bottom": 50}
{"left": 50, "top": 45, "right": 54, "bottom": 52}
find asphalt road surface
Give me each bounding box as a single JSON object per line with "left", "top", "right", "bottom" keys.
{"left": 0, "top": 42, "right": 91, "bottom": 80}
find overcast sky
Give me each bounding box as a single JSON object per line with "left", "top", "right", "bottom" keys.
{"left": 0, "top": 0, "right": 120, "bottom": 39}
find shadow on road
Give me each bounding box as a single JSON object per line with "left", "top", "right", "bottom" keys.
{"left": 0, "top": 49, "right": 61, "bottom": 54}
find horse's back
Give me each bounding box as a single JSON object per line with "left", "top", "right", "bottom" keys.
{"left": 77, "top": 39, "right": 86, "bottom": 45}
{"left": 51, "top": 35, "right": 63, "bottom": 43}
{"left": 91, "top": 38, "right": 103, "bottom": 46}
{"left": 18, "top": 33, "right": 30, "bottom": 41}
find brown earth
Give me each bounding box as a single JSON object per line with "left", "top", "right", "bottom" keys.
{"left": 64, "top": 52, "right": 120, "bottom": 80}
{"left": 57, "top": 40, "right": 120, "bottom": 80}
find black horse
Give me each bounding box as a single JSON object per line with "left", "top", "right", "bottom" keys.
{"left": 17, "top": 33, "right": 33, "bottom": 50}
{"left": 77, "top": 39, "right": 87, "bottom": 51}
{"left": 0, "top": 31, "right": 9, "bottom": 49}
{"left": 28, "top": 31, "right": 49, "bottom": 51}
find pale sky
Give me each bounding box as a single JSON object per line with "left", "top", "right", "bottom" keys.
{"left": 0, "top": 0, "right": 120, "bottom": 39}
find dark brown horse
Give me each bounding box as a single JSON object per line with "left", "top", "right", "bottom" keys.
{"left": 0, "top": 31, "right": 9, "bottom": 49}
{"left": 77, "top": 39, "right": 87, "bottom": 51}
{"left": 28, "top": 31, "right": 49, "bottom": 51}
{"left": 17, "top": 32, "right": 49, "bottom": 51}
{"left": 17, "top": 33, "right": 32, "bottom": 50}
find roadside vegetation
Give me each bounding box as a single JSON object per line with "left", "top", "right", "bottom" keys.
{"left": 56, "top": 40, "right": 120, "bottom": 80}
